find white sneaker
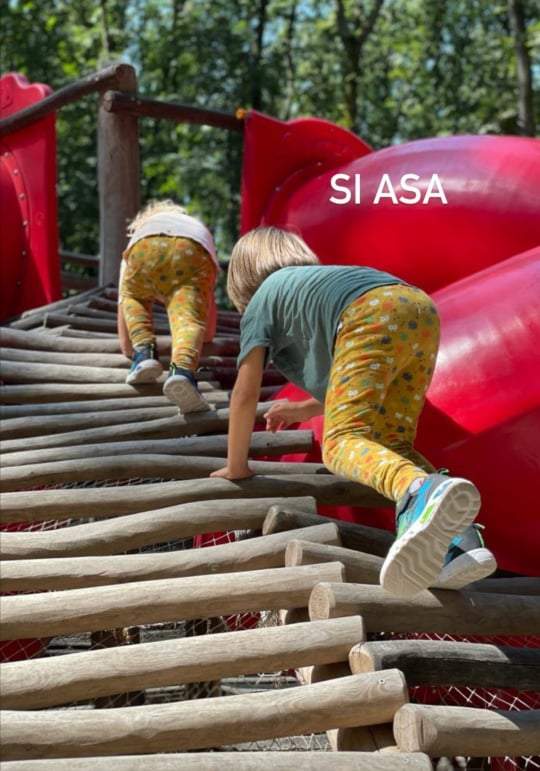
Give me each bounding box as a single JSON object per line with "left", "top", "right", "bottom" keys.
{"left": 163, "top": 369, "right": 210, "bottom": 413}
{"left": 125, "top": 345, "right": 163, "bottom": 385}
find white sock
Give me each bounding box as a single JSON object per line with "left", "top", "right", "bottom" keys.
{"left": 408, "top": 477, "right": 426, "bottom": 495}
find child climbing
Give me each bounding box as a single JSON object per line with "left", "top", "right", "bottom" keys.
{"left": 117, "top": 200, "right": 218, "bottom": 413}
{"left": 210, "top": 226, "right": 496, "bottom": 598}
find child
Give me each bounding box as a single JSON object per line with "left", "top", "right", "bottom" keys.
{"left": 118, "top": 200, "right": 218, "bottom": 413}
{"left": 210, "top": 226, "right": 496, "bottom": 598}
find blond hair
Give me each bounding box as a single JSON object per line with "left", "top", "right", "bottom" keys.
{"left": 227, "top": 226, "right": 319, "bottom": 311}
{"left": 127, "top": 199, "right": 190, "bottom": 237}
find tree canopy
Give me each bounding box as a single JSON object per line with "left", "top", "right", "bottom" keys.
{"left": 1, "top": 0, "right": 538, "bottom": 259}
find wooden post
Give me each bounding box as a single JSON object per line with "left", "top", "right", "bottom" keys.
{"left": 308, "top": 583, "right": 540, "bottom": 635}
{"left": 97, "top": 65, "right": 140, "bottom": 285}
{"left": 285, "top": 540, "right": 383, "bottom": 583}
{"left": 393, "top": 704, "right": 540, "bottom": 756}
{"left": 0, "top": 616, "right": 364, "bottom": 710}
{"left": 263, "top": 505, "right": 393, "bottom": 556}
{"left": 349, "top": 639, "right": 540, "bottom": 691}
{"left": 0, "top": 671, "right": 408, "bottom": 759}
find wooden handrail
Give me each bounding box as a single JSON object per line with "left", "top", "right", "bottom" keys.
{"left": 103, "top": 90, "right": 244, "bottom": 132}
{"left": 0, "top": 64, "right": 136, "bottom": 137}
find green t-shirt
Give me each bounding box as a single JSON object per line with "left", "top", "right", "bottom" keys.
{"left": 238, "top": 264, "right": 407, "bottom": 402}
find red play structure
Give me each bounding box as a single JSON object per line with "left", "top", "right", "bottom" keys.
{"left": 1, "top": 71, "right": 539, "bottom": 580}
{"left": 242, "top": 111, "right": 540, "bottom": 578}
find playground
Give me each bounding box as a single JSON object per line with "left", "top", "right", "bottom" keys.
{"left": 1, "top": 2, "right": 540, "bottom": 769}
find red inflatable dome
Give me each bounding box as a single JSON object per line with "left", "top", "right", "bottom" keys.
{"left": 241, "top": 111, "right": 540, "bottom": 576}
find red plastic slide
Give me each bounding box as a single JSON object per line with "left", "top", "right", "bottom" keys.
{"left": 241, "top": 110, "right": 540, "bottom": 576}
{"left": 0, "top": 73, "right": 60, "bottom": 320}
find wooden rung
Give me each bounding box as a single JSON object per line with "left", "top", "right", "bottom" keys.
{"left": 0, "top": 475, "right": 385, "bottom": 525}
{"left": 0, "top": 496, "right": 317, "bottom": 559}
{"left": 1, "top": 403, "right": 248, "bottom": 455}
{"left": 469, "top": 576, "right": 540, "bottom": 595}
{"left": 263, "top": 505, "right": 392, "bottom": 557}
{"left": 393, "top": 704, "right": 540, "bottom": 756}
{"left": 0, "top": 671, "right": 408, "bottom": 760}
{"left": 0, "top": 430, "right": 311, "bottom": 468}
{"left": 0, "top": 455, "right": 327, "bottom": 493}
{"left": 308, "top": 583, "right": 540, "bottom": 635}
{"left": 349, "top": 639, "right": 540, "bottom": 691}
{"left": 0, "top": 752, "right": 434, "bottom": 770}
{"left": 0, "top": 616, "right": 363, "bottom": 709}
{"left": 1, "top": 522, "right": 341, "bottom": 591}
{"left": 285, "top": 539, "right": 383, "bottom": 583}
{"left": 0, "top": 563, "right": 345, "bottom": 640}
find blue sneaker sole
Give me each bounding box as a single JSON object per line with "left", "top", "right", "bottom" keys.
{"left": 380, "top": 478, "right": 481, "bottom": 598}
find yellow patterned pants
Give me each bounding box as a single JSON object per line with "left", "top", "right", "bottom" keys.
{"left": 120, "top": 236, "right": 217, "bottom": 369}
{"left": 322, "top": 284, "right": 441, "bottom": 503}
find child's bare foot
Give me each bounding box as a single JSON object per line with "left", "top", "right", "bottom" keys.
{"left": 163, "top": 365, "right": 210, "bottom": 413}
{"left": 380, "top": 473, "right": 481, "bottom": 598}
{"left": 126, "top": 344, "right": 163, "bottom": 385}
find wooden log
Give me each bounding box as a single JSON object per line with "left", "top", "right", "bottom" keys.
{"left": 0, "top": 496, "right": 318, "bottom": 559}
{"left": 349, "top": 639, "right": 540, "bottom": 691}
{"left": 469, "top": 576, "right": 540, "bottom": 595}
{"left": 0, "top": 381, "right": 278, "bottom": 405}
{"left": 327, "top": 724, "right": 397, "bottom": 752}
{"left": 393, "top": 704, "right": 540, "bottom": 756}
{"left": 0, "top": 345, "right": 134, "bottom": 369}
{"left": 0, "top": 670, "right": 408, "bottom": 759}
{"left": 0, "top": 396, "right": 170, "bottom": 418}
{"left": 0, "top": 359, "right": 156, "bottom": 384}
{"left": 1, "top": 522, "right": 341, "bottom": 591}
{"left": 263, "top": 505, "right": 393, "bottom": 557}
{"left": 0, "top": 455, "right": 328, "bottom": 492}
{"left": 0, "top": 405, "right": 181, "bottom": 439}
{"left": 0, "top": 345, "right": 238, "bottom": 371}
{"left": 0, "top": 476, "right": 386, "bottom": 525}
{"left": 0, "top": 326, "right": 240, "bottom": 356}
{"left": 0, "top": 403, "right": 258, "bottom": 455}
{"left": 285, "top": 540, "right": 383, "bottom": 583}
{"left": 7, "top": 287, "right": 105, "bottom": 329}
{"left": 1, "top": 430, "right": 313, "bottom": 468}
{"left": 0, "top": 563, "right": 346, "bottom": 640}
{"left": 0, "top": 752, "right": 434, "bottom": 771}
{"left": 308, "top": 583, "right": 540, "bottom": 635}
{"left": 0, "top": 615, "right": 362, "bottom": 709}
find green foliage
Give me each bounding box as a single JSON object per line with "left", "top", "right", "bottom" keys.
{"left": 1, "top": 0, "right": 538, "bottom": 292}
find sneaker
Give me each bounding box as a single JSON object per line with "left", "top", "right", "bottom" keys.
{"left": 380, "top": 472, "right": 481, "bottom": 598}
{"left": 163, "top": 365, "right": 210, "bottom": 413}
{"left": 126, "top": 344, "right": 163, "bottom": 385}
{"left": 433, "top": 524, "right": 497, "bottom": 590}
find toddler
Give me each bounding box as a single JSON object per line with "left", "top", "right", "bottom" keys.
{"left": 211, "top": 226, "right": 496, "bottom": 598}
{"left": 118, "top": 200, "right": 218, "bottom": 413}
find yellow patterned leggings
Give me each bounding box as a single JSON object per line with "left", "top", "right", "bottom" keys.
{"left": 120, "top": 236, "right": 217, "bottom": 369}
{"left": 322, "top": 284, "right": 441, "bottom": 503}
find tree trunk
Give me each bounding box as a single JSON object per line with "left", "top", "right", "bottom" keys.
{"left": 508, "top": 0, "right": 536, "bottom": 136}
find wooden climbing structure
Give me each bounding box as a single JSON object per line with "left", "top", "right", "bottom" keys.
{"left": 1, "top": 286, "right": 539, "bottom": 769}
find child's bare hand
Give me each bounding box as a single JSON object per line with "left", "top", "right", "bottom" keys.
{"left": 264, "top": 401, "right": 304, "bottom": 432}
{"left": 210, "top": 466, "right": 255, "bottom": 480}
